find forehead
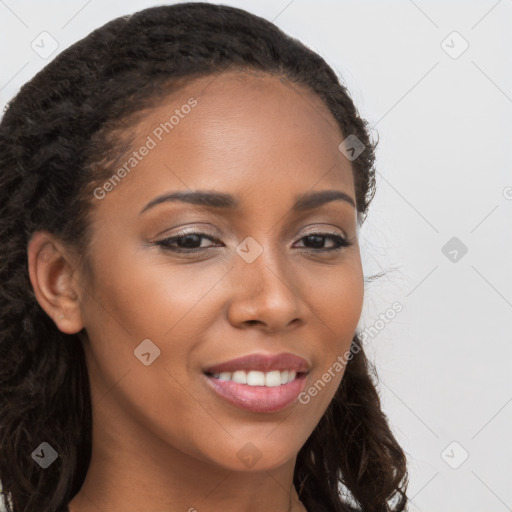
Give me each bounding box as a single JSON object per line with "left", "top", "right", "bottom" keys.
{"left": 91, "top": 70, "right": 355, "bottom": 218}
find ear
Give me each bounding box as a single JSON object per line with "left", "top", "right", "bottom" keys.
{"left": 27, "top": 230, "right": 85, "bottom": 335}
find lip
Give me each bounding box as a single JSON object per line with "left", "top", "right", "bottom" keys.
{"left": 203, "top": 372, "right": 308, "bottom": 413}
{"left": 203, "top": 352, "right": 311, "bottom": 374}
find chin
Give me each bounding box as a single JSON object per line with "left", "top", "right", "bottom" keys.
{"left": 205, "top": 439, "right": 301, "bottom": 473}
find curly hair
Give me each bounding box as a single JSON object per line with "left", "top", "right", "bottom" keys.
{"left": 0, "top": 3, "right": 408, "bottom": 511}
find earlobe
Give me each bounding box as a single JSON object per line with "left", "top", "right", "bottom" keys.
{"left": 27, "top": 230, "right": 84, "bottom": 335}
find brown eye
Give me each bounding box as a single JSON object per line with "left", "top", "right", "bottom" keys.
{"left": 294, "top": 232, "right": 351, "bottom": 251}
{"left": 156, "top": 232, "right": 221, "bottom": 252}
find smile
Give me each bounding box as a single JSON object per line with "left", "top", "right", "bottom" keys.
{"left": 208, "top": 369, "right": 299, "bottom": 386}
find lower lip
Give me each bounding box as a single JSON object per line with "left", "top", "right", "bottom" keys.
{"left": 204, "top": 373, "right": 308, "bottom": 413}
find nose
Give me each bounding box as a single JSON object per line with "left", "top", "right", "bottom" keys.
{"left": 226, "top": 244, "right": 305, "bottom": 333}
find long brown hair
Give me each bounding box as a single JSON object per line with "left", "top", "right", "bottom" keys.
{"left": 0, "top": 3, "right": 408, "bottom": 511}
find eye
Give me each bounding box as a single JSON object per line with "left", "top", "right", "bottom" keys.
{"left": 293, "top": 232, "right": 352, "bottom": 252}
{"left": 154, "top": 230, "right": 352, "bottom": 254}
{"left": 155, "top": 231, "right": 220, "bottom": 252}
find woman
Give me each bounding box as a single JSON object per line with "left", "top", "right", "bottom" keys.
{"left": 0, "top": 3, "right": 408, "bottom": 511}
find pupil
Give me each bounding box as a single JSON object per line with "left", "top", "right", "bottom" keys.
{"left": 179, "top": 234, "right": 200, "bottom": 248}
{"left": 307, "top": 235, "right": 324, "bottom": 248}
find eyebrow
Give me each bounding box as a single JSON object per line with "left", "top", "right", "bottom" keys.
{"left": 139, "top": 189, "right": 356, "bottom": 216}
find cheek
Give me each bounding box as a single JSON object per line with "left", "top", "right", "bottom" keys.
{"left": 80, "top": 243, "right": 232, "bottom": 405}
{"left": 296, "top": 255, "right": 364, "bottom": 411}
{"left": 85, "top": 242, "right": 231, "bottom": 342}
{"left": 307, "top": 254, "right": 364, "bottom": 343}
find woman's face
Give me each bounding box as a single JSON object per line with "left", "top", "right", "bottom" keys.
{"left": 73, "top": 71, "right": 364, "bottom": 472}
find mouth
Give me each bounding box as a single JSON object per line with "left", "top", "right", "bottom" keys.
{"left": 202, "top": 352, "right": 310, "bottom": 413}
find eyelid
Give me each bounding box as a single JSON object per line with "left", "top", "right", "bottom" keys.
{"left": 301, "top": 227, "right": 347, "bottom": 238}
{"left": 298, "top": 223, "right": 348, "bottom": 242}
{"left": 152, "top": 224, "right": 219, "bottom": 240}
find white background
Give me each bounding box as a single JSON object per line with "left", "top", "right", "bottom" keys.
{"left": 1, "top": 1, "right": 511, "bottom": 511}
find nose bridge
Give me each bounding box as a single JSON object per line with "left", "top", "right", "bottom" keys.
{"left": 236, "top": 233, "right": 289, "bottom": 290}
{"left": 228, "top": 233, "right": 302, "bottom": 328}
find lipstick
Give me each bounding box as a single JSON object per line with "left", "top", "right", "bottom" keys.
{"left": 203, "top": 352, "right": 310, "bottom": 413}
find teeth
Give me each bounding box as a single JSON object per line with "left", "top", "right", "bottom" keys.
{"left": 247, "top": 370, "right": 265, "bottom": 386}
{"left": 211, "top": 369, "right": 298, "bottom": 386}
{"left": 231, "top": 370, "right": 247, "bottom": 384}
{"left": 264, "top": 370, "right": 281, "bottom": 387}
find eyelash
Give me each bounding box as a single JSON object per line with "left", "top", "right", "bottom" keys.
{"left": 154, "top": 230, "right": 352, "bottom": 254}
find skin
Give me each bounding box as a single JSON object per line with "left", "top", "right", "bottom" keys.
{"left": 28, "top": 71, "right": 364, "bottom": 512}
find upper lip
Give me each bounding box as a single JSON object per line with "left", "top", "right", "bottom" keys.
{"left": 204, "top": 352, "right": 311, "bottom": 374}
